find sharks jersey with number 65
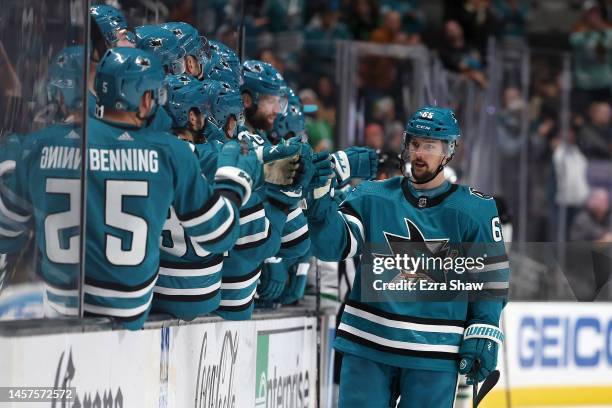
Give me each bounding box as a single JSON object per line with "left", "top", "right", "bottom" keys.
{"left": 0, "top": 119, "right": 240, "bottom": 330}
{"left": 306, "top": 177, "right": 509, "bottom": 372}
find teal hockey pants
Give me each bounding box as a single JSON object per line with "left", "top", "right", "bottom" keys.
{"left": 338, "top": 353, "right": 459, "bottom": 408}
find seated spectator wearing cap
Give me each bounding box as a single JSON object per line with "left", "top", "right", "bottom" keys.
{"left": 570, "top": 188, "right": 612, "bottom": 242}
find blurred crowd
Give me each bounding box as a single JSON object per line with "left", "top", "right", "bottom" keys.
{"left": 1, "top": 0, "right": 611, "bottom": 245}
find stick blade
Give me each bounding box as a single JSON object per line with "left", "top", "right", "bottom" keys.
{"left": 475, "top": 370, "right": 500, "bottom": 407}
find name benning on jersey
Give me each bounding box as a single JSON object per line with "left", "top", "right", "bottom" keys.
{"left": 40, "top": 146, "right": 160, "bottom": 173}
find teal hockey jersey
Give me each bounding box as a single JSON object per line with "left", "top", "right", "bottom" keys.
{"left": 153, "top": 140, "right": 225, "bottom": 320}
{"left": 0, "top": 119, "right": 240, "bottom": 329}
{"left": 307, "top": 177, "right": 509, "bottom": 372}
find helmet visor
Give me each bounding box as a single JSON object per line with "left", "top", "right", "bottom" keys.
{"left": 168, "top": 58, "right": 186, "bottom": 75}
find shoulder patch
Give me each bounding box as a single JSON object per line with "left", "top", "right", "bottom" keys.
{"left": 468, "top": 187, "right": 493, "bottom": 200}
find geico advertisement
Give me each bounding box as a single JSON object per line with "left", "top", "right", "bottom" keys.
{"left": 505, "top": 303, "right": 612, "bottom": 387}
{"left": 254, "top": 317, "right": 317, "bottom": 408}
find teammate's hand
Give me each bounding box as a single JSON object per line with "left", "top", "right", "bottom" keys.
{"left": 458, "top": 324, "right": 503, "bottom": 384}
{"left": 332, "top": 146, "right": 378, "bottom": 186}
{"left": 257, "top": 260, "right": 289, "bottom": 301}
{"left": 309, "top": 151, "right": 334, "bottom": 189}
{"left": 215, "top": 140, "right": 262, "bottom": 206}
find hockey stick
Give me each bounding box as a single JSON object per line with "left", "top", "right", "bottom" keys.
{"left": 471, "top": 361, "right": 500, "bottom": 407}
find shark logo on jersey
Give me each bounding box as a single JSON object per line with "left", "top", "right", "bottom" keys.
{"left": 375, "top": 218, "right": 450, "bottom": 283}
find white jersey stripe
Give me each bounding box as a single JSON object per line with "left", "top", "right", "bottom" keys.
{"left": 338, "top": 322, "right": 460, "bottom": 354}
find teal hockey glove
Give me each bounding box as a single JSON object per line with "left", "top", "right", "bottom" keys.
{"left": 458, "top": 324, "right": 504, "bottom": 384}
{"left": 257, "top": 259, "right": 289, "bottom": 301}
{"left": 308, "top": 151, "right": 334, "bottom": 190}
{"left": 280, "top": 262, "right": 309, "bottom": 304}
{"left": 215, "top": 140, "right": 261, "bottom": 206}
{"left": 331, "top": 146, "right": 378, "bottom": 187}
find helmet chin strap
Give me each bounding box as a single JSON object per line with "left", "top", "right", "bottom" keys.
{"left": 404, "top": 154, "right": 454, "bottom": 185}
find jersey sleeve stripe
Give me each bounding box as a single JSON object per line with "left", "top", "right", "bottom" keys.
{"left": 84, "top": 300, "right": 151, "bottom": 319}
{"left": 215, "top": 166, "right": 252, "bottom": 205}
{"left": 337, "top": 323, "right": 460, "bottom": 354}
{"left": 342, "top": 213, "right": 365, "bottom": 242}
{"left": 159, "top": 254, "right": 224, "bottom": 270}
{"left": 0, "top": 225, "right": 24, "bottom": 238}
{"left": 219, "top": 287, "right": 257, "bottom": 307}
{"left": 221, "top": 264, "right": 262, "bottom": 283}
{"left": 286, "top": 207, "right": 302, "bottom": 222}
{"left": 159, "top": 260, "right": 223, "bottom": 277}
{"left": 280, "top": 229, "right": 309, "bottom": 249}
{"left": 344, "top": 304, "right": 465, "bottom": 334}
{"left": 152, "top": 287, "right": 219, "bottom": 302}
{"left": 346, "top": 299, "right": 466, "bottom": 326}
{"left": 220, "top": 270, "right": 261, "bottom": 290}
{"left": 239, "top": 202, "right": 264, "bottom": 218}
{"left": 178, "top": 192, "right": 225, "bottom": 228}
{"left": 235, "top": 219, "right": 271, "bottom": 249}
{"left": 0, "top": 193, "right": 31, "bottom": 224}
{"left": 153, "top": 280, "right": 221, "bottom": 296}
{"left": 281, "top": 223, "right": 309, "bottom": 243}
{"left": 84, "top": 274, "right": 158, "bottom": 299}
{"left": 190, "top": 199, "right": 236, "bottom": 244}
{"left": 85, "top": 270, "right": 158, "bottom": 293}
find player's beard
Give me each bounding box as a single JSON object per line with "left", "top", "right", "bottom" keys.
{"left": 246, "top": 105, "right": 273, "bottom": 132}
{"left": 411, "top": 159, "right": 436, "bottom": 182}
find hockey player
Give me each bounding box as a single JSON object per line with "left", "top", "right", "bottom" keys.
{"left": 305, "top": 106, "right": 509, "bottom": 407}
{"left": 0, "top": 46, "right": 85, "bottom": 294}
{"left": 208, "top": 40, "right": 243, "bottom": 85}
{"left": 161, "top": 22, "right": 210, "bottom": 80}
{"left": 201, "top": 78, "right": 245, "bottom": 141}
{"left": 89, "top": 6, "right": 173, "bottom": 132}
{"left": 0, "top": 47, "right": 260, "bottom": 329}
{"left": 134, "top": 25, "right": 186, "bottom": 75}
{"left": 152, "top": 76, "right": 227, "bottom": 319}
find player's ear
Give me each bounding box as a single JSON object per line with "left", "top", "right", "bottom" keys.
{"left": 139, "top": 91, "right": 153, "bottom": 117}
{"left": 242, "top": 92, "right": 252, "bottom": 109}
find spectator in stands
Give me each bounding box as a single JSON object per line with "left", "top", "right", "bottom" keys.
{"left": 260, "top": 48, "right": 285, "bottom": 75}
{"left": 379, "top": 0, "right": 425, "bottom": 40}
{"left": 364, "top": 122, "right": 385, "bottom": 150}
{"left": 303, "top": 4, "right": 351, "bottom": 78}
{"left": 345, "top": 0, "right": 380, "bottom": 41}
{"left": 551, "top": 126, "right": 591, "bottom": 236}
{"left": 300, "top": 88, "right": 334, "bottom": 152}
{"left": 570, "top": 1, "right": 612, "bottom": 113}
{"left": 570, "top": 188, "right": 612, "bottom": 242}
{"left": 316, "top": 75, "right": 337, "bottom": 131}
{"left": 385, "top": 120, "right": 404, "bottom": 153}
{"left": 455, "top": 0, "right": 500, "bottom": 57}
{"left": 577, "top": 101, "right": 612, "bottom": 159}
{"left": 493, "top": 0, "right": 530, "bottom": 40}
{"left": 360, "top": 9, "right": 407, "bottom": 95}
{"left": 439, "top": 20, "right": 488, "bottom": 88}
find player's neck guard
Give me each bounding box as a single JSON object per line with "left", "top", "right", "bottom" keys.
{"left": 401, "top": 178, "right": 458, "bottom": 209}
